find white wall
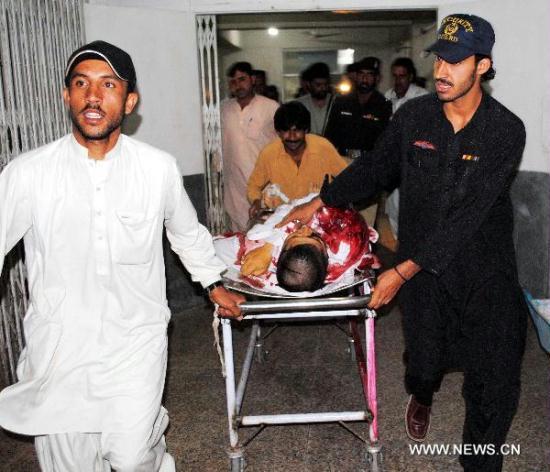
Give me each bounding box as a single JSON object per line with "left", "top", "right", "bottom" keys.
{"left": 85, "top": 0, "right": 549, "bottom": 174}
{"left": 407, "top": 22, "right": 437, "bottom": 88}
{"left": 438, "top": 0, "right": 550, "bottom": 173}
{"left": 84, "top": 4, "right": 204, "bottom": 176}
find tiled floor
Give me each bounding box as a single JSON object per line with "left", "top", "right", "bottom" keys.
{"left": 1, "top": 223, "right": 549, "bottom": 471}
{"left": 1, "top": 293, "right": 548, "bottom": 471}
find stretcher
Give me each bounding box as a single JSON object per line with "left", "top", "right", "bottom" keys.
{"left": 217, "top": 273, "right": 383, "bottom": 471}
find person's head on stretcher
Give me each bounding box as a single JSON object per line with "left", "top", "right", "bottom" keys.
{"left": 276, "top": 224, "right": 329, "bottom": 292}
{"left": 238, "top": 203, "right": 379, "bottom": 293}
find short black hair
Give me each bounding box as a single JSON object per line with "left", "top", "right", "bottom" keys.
{"left": 227, "top": 61, "right": 253, "bottom": 78}
{"left": 305, "top": 62, "right": 330, "bottom": 81}
{"left": 252, "top": 69, "right": 266, "bottom": 80}
{"left": 274, "top": 101, "right": 310, "bottom": 132}
{"left": 391, "top": 57, "right": 418, "bottom": 80}
{"left": 346, "top": 62, "right": 359, "bottom": 74}
{"left": 276, "top": 244, "right": 328, "bottom": 292}
{"left": 265, "top": 84, "right": 280, "bottom": 102}
{"left": 356, "top": 56, "right": 381, "bottom": 75}
{"left": 475, "top": 54, "right": 496, "bottom": 82}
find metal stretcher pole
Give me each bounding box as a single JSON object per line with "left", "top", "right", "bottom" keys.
{"left": 240, "top": 411, "right": 369, "bottom": 426}
{"left": 235, "top": 321, "right": 260, "bottom": 414}
{"left": 239, "top": 296, "right": 371, "bottom": 314}
{"left": 221, "top": 319, "right": 239, "bottom": 448}
{"left": 365, "top": 311, "right": 379, "bottom": 444}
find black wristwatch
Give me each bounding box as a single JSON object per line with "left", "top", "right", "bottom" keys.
{"left": 205, "top": 280, "right": 224, "bottom": 294}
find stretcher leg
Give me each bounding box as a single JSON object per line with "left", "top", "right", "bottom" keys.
{"left": 347, "top": 335, "right": 357, "bottom": 361}
{"left": 221, "top": 319, "right": 245, "bottom": 469}
{"left": 219, "top": 283, "right": 382, "bottom": 470}
{"left": 365, "top": 310, "right": 382, "bottom": 471}
{"left": 349, "top": 305, "right": 382, "bottom": 470}
{"left": 254, "top": 322, "right": 267, "bottom": 363}
{"left": 365, "top": 312, "right": 379, "bottom": 444}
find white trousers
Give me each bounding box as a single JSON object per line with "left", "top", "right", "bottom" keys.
{"left": 35, "top": 407, "right": 176, "bottom": 472}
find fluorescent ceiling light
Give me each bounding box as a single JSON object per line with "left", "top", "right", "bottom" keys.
{"left": 337, "top": 48, "right": 355, "bottom": 65}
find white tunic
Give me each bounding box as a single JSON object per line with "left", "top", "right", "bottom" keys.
{"left": 384, "top": 83, "right": 429, "bottom": 114}
{"left": 221, "top": 95, "right": 279, "bottom": 231}
{"left": 0, "top": 134, "right": 225, "bottom": 435}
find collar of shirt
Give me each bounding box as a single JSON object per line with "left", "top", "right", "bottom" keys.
{"left": 69, "top": 133, "right": 123, "bottom": 162}
{"left": 229, "top": 94, "right": 260, "bottom": 113}
{"left": 436, "top": 91, "right": 490, "bottom": 139}
{"left": 386, "top": 84, "right": 425, "bottom": 101}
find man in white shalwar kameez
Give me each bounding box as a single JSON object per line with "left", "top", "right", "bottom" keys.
{"left": 0, "top": 40, "right": 244, "bottom": 471}
{"left": 221, "top": 61, "right": 279, "bottom": 232}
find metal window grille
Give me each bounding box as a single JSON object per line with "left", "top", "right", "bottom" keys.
{"left": 0, "top": 0, "right": 84, "bottom": 385}
{"left": 196, "top": 15, "right": 226, "bottom": 234}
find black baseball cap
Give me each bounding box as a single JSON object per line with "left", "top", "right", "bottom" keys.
{"left": 64, "top": 40, "right": 137, "bottom": 92}
{"left": 426, "top": 14, "right": 495, "bottom": 64}
{"left": 356, "top": 56, "right": 381, "bottom": 74}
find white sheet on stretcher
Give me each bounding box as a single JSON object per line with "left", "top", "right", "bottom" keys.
{"left": 214, "top": 232, "right": 373, "bottom": 298}
{"left": 221, "top": 266, "right": 373, "bottom": 298}
{"left": 214, "top": 193, "right": 376, "bottom": 298}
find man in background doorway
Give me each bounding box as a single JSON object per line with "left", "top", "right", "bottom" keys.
{"left": 384, "top": 57, "right": 429, "bottom": 238}
{"left": 324, "top": 56, "right": 392, "bottom": 156}
{"left": 296, "top": 62, "right": 333, "bottom": 135}
{"left": 385, "top": 57, "right": 429, "bottom": 113}
{"left": 221, "top": 62, "right": 279, "bottom": 231}
{"left": 247, "top": 101, "right": 346, "bottom": 219}
{"left": 324, "top": 56, "right": 392, "bottom": 226}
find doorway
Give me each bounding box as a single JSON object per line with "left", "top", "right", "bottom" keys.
{"left": 196, "top": 9, "right": 437, "bottom": 233}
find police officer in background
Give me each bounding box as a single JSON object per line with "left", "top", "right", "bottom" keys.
{"left": 280, "top": 14, "right": 527, "bottom": 472}
{"left": 323, "top": 57, "right": 392, "bottom": 226}
{"left": 323, "top": 56, "right": 392, "bottom": 157}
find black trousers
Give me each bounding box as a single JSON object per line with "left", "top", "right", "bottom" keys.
{"left": 399, "top": 269, "right": 527, "bottom": 472}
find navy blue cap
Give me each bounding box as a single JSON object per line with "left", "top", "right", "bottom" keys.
{"left": 426, "top": 14, "right": 495, "bottom": 63}
{"left": 64, "top": 40, "right": 137, "bottom": 92}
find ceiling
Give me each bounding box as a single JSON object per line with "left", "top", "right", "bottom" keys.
{"left": 217, "top": 9, "right": 437, "bottom": 31}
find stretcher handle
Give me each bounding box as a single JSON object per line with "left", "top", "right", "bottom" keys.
{"left": 239, "top": 295, "right": 371, "bottom": 314}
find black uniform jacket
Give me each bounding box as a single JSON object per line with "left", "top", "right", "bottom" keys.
{"left": 321, "top": 92, "right": 526, "bottom": 279}
{"left": 324, "top": 90, "right": 392, "bottom": 155}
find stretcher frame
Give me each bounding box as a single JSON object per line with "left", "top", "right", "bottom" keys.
{"left": 219, "top": 278, "right": 382, "bottom": 471}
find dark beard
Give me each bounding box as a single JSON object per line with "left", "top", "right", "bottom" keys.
{"left": 357, "top": 83, "right": 375, "bottom": 94}
{"left": 70, "top": 107, "right": 125, "bottom": 141}
{"left": 437, "top": 71, "right": 476, "bottom": 103}
{"left": 310, "top": 90, "right": 328, "bottom": 100}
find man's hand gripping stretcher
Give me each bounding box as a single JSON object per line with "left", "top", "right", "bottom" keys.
{"left": 277, "top": 195, "right": 421, "bottom": 308}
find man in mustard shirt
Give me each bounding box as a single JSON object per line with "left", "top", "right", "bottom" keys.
{"left": 247, "top": 101, "right": 346, "bottom": 220}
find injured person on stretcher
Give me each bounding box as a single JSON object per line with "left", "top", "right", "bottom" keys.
{"left": 214, "top": 193, "right": 380, "bottom": 296}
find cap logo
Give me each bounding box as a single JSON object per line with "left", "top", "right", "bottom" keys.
{"left": 438, "top": 16, "right": 474, "bottom": 43}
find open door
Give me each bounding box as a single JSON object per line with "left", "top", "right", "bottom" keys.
{"left": 196, "top": 15, "right": 226, "bottom": 234}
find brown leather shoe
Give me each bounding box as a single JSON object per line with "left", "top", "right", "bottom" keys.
{"left": 405, "top": 395, "right": 431, "bottom": 442}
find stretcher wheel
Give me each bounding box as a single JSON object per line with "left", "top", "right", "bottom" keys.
{"left": 254, "top": 343, "right": 268, "bottom": 363}
{"left": 366, "top": 448, "right": 383, "bottom": 472}
{"left": 230, "top": 455, "right": 245, "bottom": 471}
{"left": 347, "top": 337, "right": 356, "bottom": 361}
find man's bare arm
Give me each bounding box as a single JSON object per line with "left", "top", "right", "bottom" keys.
{"left": 275, "top": 196, "right": 324, "bottom": 228}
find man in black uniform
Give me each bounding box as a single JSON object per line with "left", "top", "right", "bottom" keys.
{"left": 280, "top": 14, "right": 527, "bottom": 472}
{"left": 324, "top": 56, "right": 392, "bottom": 156}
